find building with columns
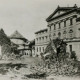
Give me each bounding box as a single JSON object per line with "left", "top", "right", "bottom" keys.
{"left": 46, "top": 4, "right": 80, "bottom": 60}
{"left": 35, "top": 29, "right": 49, "bottom": 56}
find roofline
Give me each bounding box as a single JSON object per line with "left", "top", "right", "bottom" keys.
{"left": 18, "top": 48, "right": 31, "bottom": 51}
{"left": 10, "top": 30, "right": 26, "bottom": 39}
{"left": 35, "top": 28, "right": 48, "bottom": 34}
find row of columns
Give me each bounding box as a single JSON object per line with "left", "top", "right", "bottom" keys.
{"left": 48, "top": 15, "right": 77, "bottom": 40}
{"left": 48, "top": 15, "right": 77, "bottom": 33}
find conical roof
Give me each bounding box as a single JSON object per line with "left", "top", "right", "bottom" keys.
{"left": 10, "top": 30, "right": 28, "bottom": 42}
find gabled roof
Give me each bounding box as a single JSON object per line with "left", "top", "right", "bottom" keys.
{"left": 46, "top": 4, "right": 79, "bottom": 22}
{"left": 10, "top": 30, "right": 28, "bottom": 42}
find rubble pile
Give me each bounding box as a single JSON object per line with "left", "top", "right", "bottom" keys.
{"left": 40, "top": 38, "right": 80, "bottom": 76}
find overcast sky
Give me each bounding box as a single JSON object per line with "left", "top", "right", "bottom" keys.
{"left": 0, "top": 0, "right": 80, "bottom": 40}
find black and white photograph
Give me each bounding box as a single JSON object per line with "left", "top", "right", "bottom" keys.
{"left": 0, "top": 0, "right": 80, "bottom": 80}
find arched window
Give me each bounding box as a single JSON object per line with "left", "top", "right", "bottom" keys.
{"left": 36, "top": 38, "right": 38, "bottom": 43}
{"left": 63, "top": 30, "right": 67, "bottom": 34}
{"left": 58, "top": 32, "right": 61, "bottom": 38}
{"left": 69, "top": 29, "right": 73, "bottom": 33}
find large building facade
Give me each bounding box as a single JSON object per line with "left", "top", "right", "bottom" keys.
{"left": 46, "top": 4, "right": 80, "bottom": 60}
{"left": 35, "top": 29, "right": 49, "bottom": 56}
{"left": 35, "top": 4, "right": 80, "bottom": 60}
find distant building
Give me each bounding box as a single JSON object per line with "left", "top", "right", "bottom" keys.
{"left": 46, "top": 4, "right": 80, "bottom": 60}
{"left": 35, "top": 29, "right": 49, "bottom": 56}
{"left": 10, "top": 30, "right": 31, "bottom": 57}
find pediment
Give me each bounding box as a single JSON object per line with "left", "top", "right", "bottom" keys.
{"left": 51, "top": 11, "right": 66, "bottom": 18}
{"left": 46, "top": 5, "right": 76, "bottom": 22}
{"left": 46, "top": 7, "right": 67, "bottom": 21}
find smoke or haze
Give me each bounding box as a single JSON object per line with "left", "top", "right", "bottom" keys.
{"left": 0, "top": 0, "right": 80, "bottom": 40}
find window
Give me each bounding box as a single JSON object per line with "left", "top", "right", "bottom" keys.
{"left": 70, "top": 18, "right": 73, "bottom": 25}
{"left": 42, "top": 37, "right": 44, "bottom": 42}
{"left": 39, "top": 37, "right": 41, "bottom": 41}
{"left": 64, "top": 21, "right": 66, "bottom": 27}
{"left": 25, "top": 53, "right": 26, "bottom": 55}
{"left": 59, "top": 23, "right": 61, "bottom": 29}
{"left": 37, "top": 47, "right": 38, "bottom": 52}
{"left": 46, "top": 36, "right": 47, "bottom": 39}
{"left": 54, "top": 24, "right": 56, "bottom": 30}
{"left": 63, "top": 30, "right": 66, "bottom": 34}
{"left": 58, "top": 32, "right": 61, "bottom": 38}
{"left": 69, "top": 45, "right": 72, "bottom": 52}
{"left": 43, "top": 47, "right": 44, "bottom": 52}
{"left": 42, "top": 37, "right": 44, "bottom": 41}
{"left": 36, "top": 38, "right": 38, "bottom": 43}
{"left": 39, "top": 47, "right": 41, "bottom": 52}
